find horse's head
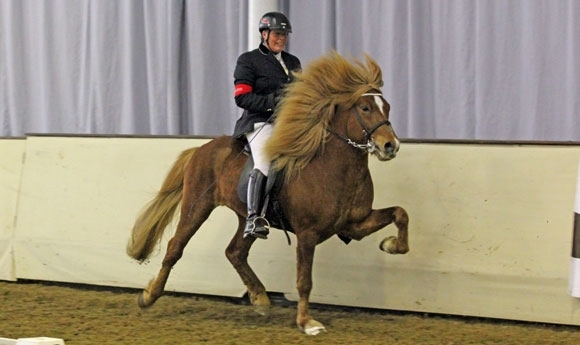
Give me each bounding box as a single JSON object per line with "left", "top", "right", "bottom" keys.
{"left": 343, "top": 91, "right": 400, "bottom": 161}
{"left": 267, "top": 51, "right": 401, "bottom": 180}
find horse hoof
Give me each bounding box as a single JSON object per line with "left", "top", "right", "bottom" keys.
{"left": 380, "top": 236, "right": 409, "bottom": 254}
{"left": 379, "top": 236, "right": 398, "bottom": 254}
{"left": 137, "top": 292, "right": 152, "bottom": 309}
{"left": 301, "top": 320, "right": 326, "bottom": 336}
{"left": 250, "top": 291, "right": 271, "bottom": 316}
{"left": 254, "top": 304, "right": 271, "bottom": 317}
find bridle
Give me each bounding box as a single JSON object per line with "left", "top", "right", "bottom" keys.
{"left": 328, "top": 92, "right": 392, "bottom": 153}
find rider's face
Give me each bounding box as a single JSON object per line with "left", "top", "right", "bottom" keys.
{"left": 263, "top": 30, "right": 288, "bottom": 53}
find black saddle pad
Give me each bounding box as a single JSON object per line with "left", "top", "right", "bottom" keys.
{"left": 237, "top": 153, "right": 293, "bottom": 233}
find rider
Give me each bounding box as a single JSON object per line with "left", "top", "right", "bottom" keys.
{"left": 232, "top": 12, "right": 302, "bottom": 239}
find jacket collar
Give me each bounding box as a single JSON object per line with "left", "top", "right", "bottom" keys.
{"left": 258, "top": 43, "right": 271, "bottom": 55}
{"left": 258, "top": 43, "right": 285, "bottom": 57}
{"left": 258, "top": 43, "right": 288, "bottom": 74}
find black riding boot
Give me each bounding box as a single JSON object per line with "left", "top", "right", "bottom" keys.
{"left": 243, "top": 169, "right": 270, "bottom": 239}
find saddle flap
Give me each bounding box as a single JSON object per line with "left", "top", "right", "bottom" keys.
{"left": 237, "top": 154, "right": 278, "bottom": 203}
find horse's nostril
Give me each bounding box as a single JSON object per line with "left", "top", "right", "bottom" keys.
{"left": 384, "top": 141, "right": 399, "bottom": 155}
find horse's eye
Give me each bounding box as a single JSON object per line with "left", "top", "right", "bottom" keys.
{"left": 361, "top": 105, "right": 370, "bottom": 112}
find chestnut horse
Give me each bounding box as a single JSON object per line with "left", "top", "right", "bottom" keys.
{"left": 126, "top": 51, "right": 409, "bottom": 335}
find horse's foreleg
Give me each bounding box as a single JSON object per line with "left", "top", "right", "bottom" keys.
{"left": 295, "top": 235, "right": 326, "bottom": 335}
{"left": 225, "top": 216, "right": 271, "bottom": 316}
{"left": 344, "top": 206, "right": 409, "bottom": 254}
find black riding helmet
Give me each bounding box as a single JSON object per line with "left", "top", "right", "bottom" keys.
{"left": 259, "top": 12, "right": 292, "bottom": 33}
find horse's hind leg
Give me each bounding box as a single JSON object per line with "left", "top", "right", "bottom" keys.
{"left": 225, "top": 215, "right": 271, "bottom": 316}
{"left": 138, "top": 202, "right": 214, "bottom": 308}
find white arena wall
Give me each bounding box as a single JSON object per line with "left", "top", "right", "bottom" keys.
{"left": 0, "top": 138, "right": 25, "bottom": 281}
{"left": 1, "top": 135, "right": 580, "bottom": 326}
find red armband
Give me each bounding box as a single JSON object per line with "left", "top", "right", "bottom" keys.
{"left": 234, "top": 84, "right": 253, "bottom": 96}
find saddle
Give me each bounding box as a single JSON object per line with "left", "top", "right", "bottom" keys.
{"left": 237, "top": 148, "right": 294, "bottom": 244}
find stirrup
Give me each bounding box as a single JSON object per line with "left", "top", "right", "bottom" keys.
{"left": 244, "top": 216, "right": 270, "bottom": 239}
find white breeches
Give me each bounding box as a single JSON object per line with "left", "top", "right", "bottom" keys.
{"left": 245, "top": 122, "right": 273, "bottom": 176}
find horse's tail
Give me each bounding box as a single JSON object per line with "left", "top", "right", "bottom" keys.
{"left": 126, "top": 148, "right": 197, "bottom": 262}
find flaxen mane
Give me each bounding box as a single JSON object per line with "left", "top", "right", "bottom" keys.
{"left": 265, "top": 51, "right": 383, "bottom": 181}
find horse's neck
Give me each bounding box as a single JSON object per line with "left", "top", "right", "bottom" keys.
{"left": 322, "top": 138, "right": 370, "bottom": 177}
{"left": 300, "top": 138, "right": 373, "bottom": 204}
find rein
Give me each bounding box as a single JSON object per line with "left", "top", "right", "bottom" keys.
{"left": 328, "top": 92, "right": 391, "bottom": 153}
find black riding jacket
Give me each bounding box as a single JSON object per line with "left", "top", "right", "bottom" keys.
{"left": 232, "top": 44, "right": 301, "bottom": 139}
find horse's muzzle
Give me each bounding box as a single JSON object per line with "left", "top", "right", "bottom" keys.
{"left": 376, "top": 139, "right": 400, "bottom": 161}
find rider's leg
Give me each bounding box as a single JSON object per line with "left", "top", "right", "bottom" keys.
{"left": 244, "top": 168, "right": 269, "bottom": 239}
{"left": 244, "top": 123, "right": 272, "bottom": 239}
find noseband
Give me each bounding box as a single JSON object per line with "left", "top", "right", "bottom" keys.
{"left": 329, "top": 92, "right": 392, "bottom": 153}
